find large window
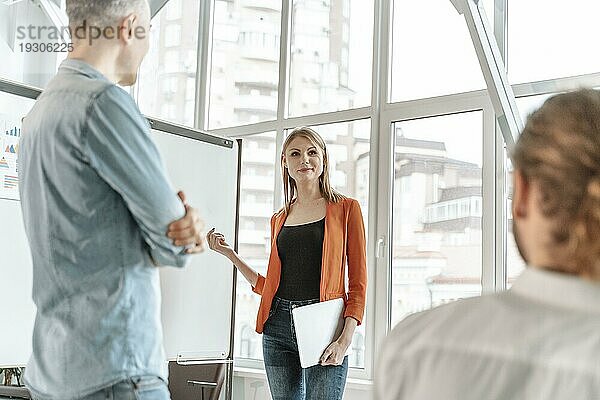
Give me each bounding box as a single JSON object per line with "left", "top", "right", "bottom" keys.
{"left": 508, "top": 0, "right": 600, "bottom": 84}
{"left": 298, "top": 119, "right": 371, "bottom": 369}
{"left": 0, "top": 1, "right": 66, "bottom": 88}
{"left": 390, "top": 0, "right": 485, "bottom": 102}
{"left": 235, "top": 120, "right": 372, "bottom": 368}
{"left": 288, "top": 0, "right": 374, "bottom": 116}
{"left": 136, "top": 0, "right": 200, "bottom": 127}
{"left": 391, "top": 111, "right": 483, "bottom": 326}
{"left": 234, "top": 132, "right": 277, "bottom": 361}
{"left": 118, "top": 0, "right": 600, "bottom": 385}
{"left": 5, "top": 0, "right": 600, "bottom": 386}
{"left": 208, "top": 0, "right": 282, "bottom": 129}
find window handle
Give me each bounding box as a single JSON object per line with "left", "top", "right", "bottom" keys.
{"left": 376, "top": 237, "right": 385, "bottom": 259}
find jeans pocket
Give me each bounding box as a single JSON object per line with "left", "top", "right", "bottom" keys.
{"left": 267, "top": 298, "right": 280, "bottom": 319}
{"left": 131, "top": 376, "right": 169, "bottom": 400}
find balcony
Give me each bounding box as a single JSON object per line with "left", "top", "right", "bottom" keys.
{"left": 242, "top": 0, "right": 281, "bottom": 12}
{"left": 239, "top": 229, "right": 269, "bottom": 245}
{"left": 240, "top": 202, "right": 274, "bottom": 218}
{"left": 240, "top": 175, "right": 275, "bottom": 191}
{"left": 238, "top": 31, "right": 280, "bottom": 62}
{"left": 235, "top": 69, "right": 278, "bottom": 88}
{"left": 240, "top": 44, "right": 279, "bottom": 62}
{"left": 234, "top": 93, "right": 278, "bottom": 114}
{"left": 242, "top": 148, "right": 275, "bottom": 164}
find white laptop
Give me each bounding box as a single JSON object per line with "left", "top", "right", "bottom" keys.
{"left": 291, "top": 298, "right": 352, "bottom": 368}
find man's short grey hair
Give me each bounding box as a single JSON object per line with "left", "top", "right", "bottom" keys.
{"left": 66, "top": 0, "right": 147, "bottom": 28}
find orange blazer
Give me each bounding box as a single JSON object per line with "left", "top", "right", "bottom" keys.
{"left": 252, "top": 197, "right": 367, "bottom": 334}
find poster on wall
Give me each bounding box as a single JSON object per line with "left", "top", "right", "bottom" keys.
{"left": 0, "top": 118, "right": 21, "bottom": 201}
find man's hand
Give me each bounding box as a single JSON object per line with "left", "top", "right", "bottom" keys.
{"left": 167, "top": 191, "right": 205, "bottom": 254}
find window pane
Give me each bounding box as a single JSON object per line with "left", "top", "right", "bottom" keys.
{"left": 288, "top": 0, "right": 374, "bottom": 116}
{"left": 136, "top": 0, "right": 199, "bottom": 127}
{"left": 508, "top": 0, "right": 600, "bottom": 84}
{"left": 516, "top": 93, "right": 554, "bottom": 121}
{"left": 287, "top": 119, "right": 371, "bottom": 369}
{"left": 234, "top": 132, "right": 276, "bottom": 361}
{"left": 391, "top": 111, "right": 483, "bottom": 327}
{"left": 390, "top": 0, "right": 485, "bottom": 102}
{"left": 1, "top": 2, "right": 66, "bottom": 88}
{"left": 209, "top": 1, "right": 282, "bottom": 129}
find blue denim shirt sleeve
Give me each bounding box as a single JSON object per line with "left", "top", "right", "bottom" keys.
{"left": 83, "top": 85, "right": 190, "bottom": 268}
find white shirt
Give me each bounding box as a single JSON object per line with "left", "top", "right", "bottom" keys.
{"left": 375, "top": 268, "right": 600, "bottom": 400}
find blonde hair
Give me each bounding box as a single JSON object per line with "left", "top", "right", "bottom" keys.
{"left": 281, "top": 127, "right": 345, "bottom": 214}
{"left": 512, "top": 88, "right": 600, "bottom": 279}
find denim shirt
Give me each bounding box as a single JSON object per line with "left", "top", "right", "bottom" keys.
{"left": 19, "top": 59, "right": 190, "bottom": 400}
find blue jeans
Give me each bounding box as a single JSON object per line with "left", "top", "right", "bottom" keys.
{"left": 263, "top": 297, "right": 348, "bottom": 400}
{"left": 75, "top": 376, "right": 170, "bottom": 400}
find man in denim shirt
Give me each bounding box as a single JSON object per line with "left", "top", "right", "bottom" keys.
{"left": 18, "top": 1, "right": 204, "bottom": 399}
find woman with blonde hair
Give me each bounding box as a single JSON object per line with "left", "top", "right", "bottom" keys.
{"left": 207, "top": 127, "right": 367, "bottom": 400}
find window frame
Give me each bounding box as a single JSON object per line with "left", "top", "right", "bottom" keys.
{"left": 4, "top": 0, "right": 600, "bottom": 386}
{"left": 151, "top": 0, "right": 600, "bottom": 382}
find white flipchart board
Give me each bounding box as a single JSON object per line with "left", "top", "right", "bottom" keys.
{"left": 151, "top": 124, "right": 239, "bottom": 362}
{"left": 0, "top": 108, "right": 239, "bottom": 366}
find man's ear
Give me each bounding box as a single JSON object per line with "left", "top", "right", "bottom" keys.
{"left": 513, "top": 169, "right": 529, "bottom": 219}
{"left": 119, "top": 14, "right": 137, "bottom": 44}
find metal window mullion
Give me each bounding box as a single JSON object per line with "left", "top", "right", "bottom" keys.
{"left": 372, "top": 0, "right": 394, "bottom": 370}
{"left": 491, "top": 0, "right": 508, "bottom": 293}
{"left": 512, "top": 72, "right": 600, "bottom": 98}
{"left": 382, "top": 89, "right": 490, "bottom": 120}
{"left": 209, "top": 107, "right": 372, "bottom": 137}
{"left": 346, "top": 0, "right": 386, "bottom": 381}
{"left": 481, "top": 99, "right": 496, "bottom": 294}
{"left": 451, "top": 0, "right": 522, "bottom": 153}
{"left": 277, "top": 0, "right": 292, "bottom": 122}
{"left": 273, "top": 127, "right": 285, "bottom": 212}
{"left": 282, "top": 106, "right": 372, "bottom": 128}
{"left": 213, "top": 121, "right": 280, "bottom": 138}
{"left": 494, "top": 120, "right": 508, "bottom": 292}
{"left": 380, "top": 68, "right": 600, "bottom": 119}
{"left": 194, "top": 0, "right": 214, "bottom": 130}
{"left": 493, "top": 0, "right": 507, "bottom": 63}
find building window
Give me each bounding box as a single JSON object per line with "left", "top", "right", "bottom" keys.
{"left": 164, "top": 24, "right": 182, "bottom": 47}
{"left": 165, "top": 0, "right": 182, "bottom": 20}
{"left": 136, "top": 0, "right": 199, "bottom": 126}
{"left": 288, "top": 0, "right": 374, "bottom": 116}
{"left": 391, "top": 111, "right": 483, "bottom": 327}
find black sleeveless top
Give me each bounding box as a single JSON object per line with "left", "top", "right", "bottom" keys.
{"left": 274, "top": 218, "right": 325, "bottom": 300}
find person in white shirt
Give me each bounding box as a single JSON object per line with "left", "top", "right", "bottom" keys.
{"left": 375, "top": 88, "right": 600, "bottom": 400}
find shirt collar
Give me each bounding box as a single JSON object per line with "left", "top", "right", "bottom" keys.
{"left": 510, "top": 267, "right": 600, "bottom": 315}
{"left": 58, "top": 58, "right": 111, "bottom": 82}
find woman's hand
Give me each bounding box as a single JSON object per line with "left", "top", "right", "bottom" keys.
{"left": 319, "top": 337, "right": 351, "bottom": 366}
{"left": 206, "top": 228, "right": 234, "bottom": 258}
